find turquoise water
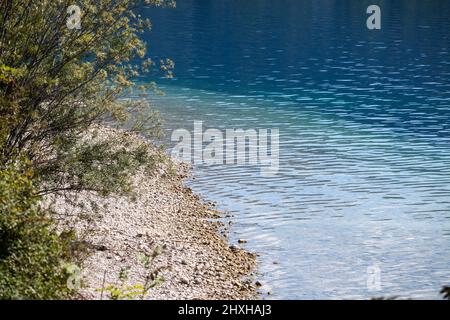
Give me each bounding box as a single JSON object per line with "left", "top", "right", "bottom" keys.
{"left": 143, "top": 1, "right": 450, "bottom": 299}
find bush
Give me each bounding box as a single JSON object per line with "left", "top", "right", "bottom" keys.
{"left": 0, "top": 0, "right": 174, "bottom": 197}
{"left": 0, "top": 161, "right": 72, "bottom": 299}
{"left": 0, "top": 0, "right": 175, "bottom": 299}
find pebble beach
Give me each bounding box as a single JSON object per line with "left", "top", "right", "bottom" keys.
{"left": 48, "top": 126, "right": 257, "bottom": 300}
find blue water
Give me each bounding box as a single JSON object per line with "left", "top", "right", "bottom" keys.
{"left": 142, "top": 1, "right": 450, "bottom": 299}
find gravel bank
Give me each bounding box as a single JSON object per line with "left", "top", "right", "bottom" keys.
{"left": 48, "top": 126, "right": 257, "bottom": 300}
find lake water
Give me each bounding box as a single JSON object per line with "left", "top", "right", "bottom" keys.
{"left": 142, "top": 0, "right": 450, "bottom": 299}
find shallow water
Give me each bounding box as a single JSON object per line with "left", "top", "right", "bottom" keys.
{"left": 142, "top": 1, "right": 450, "bottom": 299}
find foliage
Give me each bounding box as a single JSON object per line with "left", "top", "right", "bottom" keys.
{"left": 0, "top": 0, "right": 175, "bottom": 196}
{"left": 0, "top": 1, "right": 176, "bottom": 298}
{"left": 102, "top": 267, "right": 147, "bottom": 300}
{"left": 0, "top": 161, "right": 74, "bottom": 299}
{"left": 99, "top": 245, "right": 165, "bottom": 300}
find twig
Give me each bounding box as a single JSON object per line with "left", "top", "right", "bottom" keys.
{"left": 100, "top": 269, "right": 107, "bottom": 300}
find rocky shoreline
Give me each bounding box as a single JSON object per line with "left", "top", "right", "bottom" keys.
{"left": 48, "top": 126, "right": 257, "bottom": 300}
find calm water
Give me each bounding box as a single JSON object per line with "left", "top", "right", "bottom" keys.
{"left": 142, "top": 1, "right": 450, "bottom": 299}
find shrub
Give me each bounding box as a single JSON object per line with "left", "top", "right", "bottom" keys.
{"left": 0, "top": 161, "right": 72, "bottom": 299}
{"left": 0, "top": 0, "right": 175, "bottom": 299}
{"left": 0, "top": 0, "right": 175, "bottom": 196}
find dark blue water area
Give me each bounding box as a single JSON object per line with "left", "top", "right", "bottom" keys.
{"left": 137, "top": 1, "right": 450, "bottom": 299}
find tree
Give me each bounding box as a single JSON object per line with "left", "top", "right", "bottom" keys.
{"left": 0, "top": 0, "right": 175, "bottom": 196}
{"left": 0, "top": 0, "right": 174, "bottom": 299}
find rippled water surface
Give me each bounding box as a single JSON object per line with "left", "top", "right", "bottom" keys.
{"left": 143, "top": 0, "right": 450, "bottom": 299}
